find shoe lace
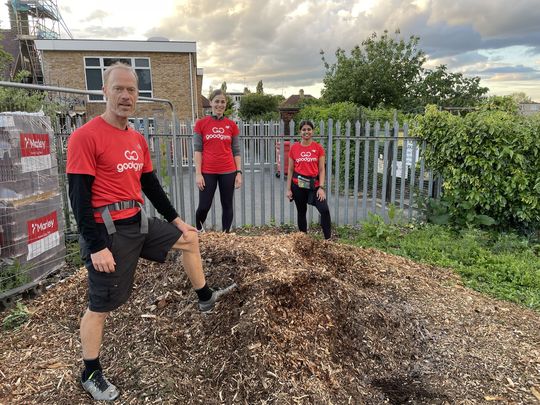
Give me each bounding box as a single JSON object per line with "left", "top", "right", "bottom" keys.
{"left": 90, "top": 370, "right": 111, "bottom": 392}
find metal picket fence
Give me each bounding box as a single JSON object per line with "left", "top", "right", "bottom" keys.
{"left": 0, "top": 80, "right": 444, "bottom": 304}
{"left": 54, "top": 117, "right": 442, "bottom": 233}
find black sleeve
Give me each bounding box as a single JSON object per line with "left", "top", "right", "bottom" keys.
{"left": 140, "top": 171, "right": 179, "bottom": 222}
{"left": 67, "top": 173, "right": 107, "bottom": 254}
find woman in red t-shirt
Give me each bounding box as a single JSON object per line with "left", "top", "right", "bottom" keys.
{"left": 193, "top": 89, "right": 242, "bottom": 232}
{"left": 286, "top": 120, "right": 331, "bottom": 239}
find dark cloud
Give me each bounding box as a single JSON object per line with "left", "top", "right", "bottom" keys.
{"left": 429, "top": 51, "right": 489, "bottom": 70}
{"left": 429, "top": 1, "right": 540, "bottom": 38}
{"left": 479, "top": 65, "right": 538, "bottom": 74}
{"left": 91, "top": 0, "right": 540, "bottom": 96}
{"left": 146, "top": 0, "right": 375, "bottom": 90}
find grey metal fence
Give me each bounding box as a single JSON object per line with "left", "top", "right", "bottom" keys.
{"left": 55, "top": 117, "right": 442, "bottom": 234}
{"left": 0, "top": 80, "right": 443, "bottom": 305}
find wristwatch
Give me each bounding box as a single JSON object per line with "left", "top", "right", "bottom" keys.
{"left": 319, "top": 185, "right": 325, "bottom": 190}
{"left": 236, "top": 170, "right": 243, "bottom": 175}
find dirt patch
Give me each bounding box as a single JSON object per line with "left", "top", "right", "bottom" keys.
{"left": 1, "top": 232, "right": 539, "bottom": 404}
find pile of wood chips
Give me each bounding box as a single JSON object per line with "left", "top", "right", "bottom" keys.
{"left": 1, "top": 232, "right": 539, "bottom": 404}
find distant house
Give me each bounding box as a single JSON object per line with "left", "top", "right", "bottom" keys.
{"left": 201, "top": 95, "right": 212, "bottom": 116}
{"left": 35, "top": 38, "right": 204, "bottom": 121}
{"left": 228, "top": 91, "right": 244, "bottom": 120}
{"left": 279, "top": 89, "right": 316, "bottom": 135}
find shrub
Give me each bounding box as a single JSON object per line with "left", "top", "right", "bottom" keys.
{"left": 412, "top": 105, "right": 540, "bottom": 229}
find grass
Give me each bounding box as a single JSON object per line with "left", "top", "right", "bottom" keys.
{"left": 336, "top": 221, "right": 540, "bottom": 311}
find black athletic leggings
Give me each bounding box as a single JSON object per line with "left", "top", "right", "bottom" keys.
{"left": 291, "top": 183, "right": 332, "bottom": 239}
{"left": 196, "top": 172, "right": 236, "bottom": 232}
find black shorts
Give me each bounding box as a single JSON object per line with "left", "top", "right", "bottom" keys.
{"left": 80, "top": 216, "right": 182, "bottom": 312}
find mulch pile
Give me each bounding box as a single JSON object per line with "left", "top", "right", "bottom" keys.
{"left": 0, "top": 232, "right": 539, "bottom": 404}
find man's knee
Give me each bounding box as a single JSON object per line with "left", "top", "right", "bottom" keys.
{"left": 173, "top": 230, "right": 199, "bottom": 252}
{"left": 82, "top": 309, "right": 109, "bottom": 325}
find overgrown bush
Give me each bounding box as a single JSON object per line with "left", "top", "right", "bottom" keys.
{"left": 296, "top": 101, "right": 360, "bottom": 126}
{"left": 412, "top": 105, "right": 540, "bottom": 229}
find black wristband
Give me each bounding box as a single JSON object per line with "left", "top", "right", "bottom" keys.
{"left": 236, "top": 170, "right": 243, "bottom": 175}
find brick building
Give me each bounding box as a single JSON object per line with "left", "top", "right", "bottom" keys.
{"left": 279, "top": 89, "right": 316, "bottom": 135}
{"left": 34, "top": 38, "right": 204, "bottom": 121}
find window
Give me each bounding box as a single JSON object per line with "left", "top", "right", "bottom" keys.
{"left": 84, "top": 57, "right": 153, "bottom": 101}
{"left": 128, "top": 118, "right": 156, "bottom": 151}
{"left": 128, "top": 118, "right": 155, "bottom": 135}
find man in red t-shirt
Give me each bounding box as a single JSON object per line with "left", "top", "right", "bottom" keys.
{"left": 67, "top": 62, "right": 235, "bottom": 401}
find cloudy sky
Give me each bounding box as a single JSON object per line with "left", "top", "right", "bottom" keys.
{"left": 2, "top": 0, "right": 540, "bottom": 100}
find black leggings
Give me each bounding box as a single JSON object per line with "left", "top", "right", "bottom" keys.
{"left": 291, "top": 183, "right": 332, "bottom": 239}
{"left": 196, "top": 172, "right": 236, "bottom": 232}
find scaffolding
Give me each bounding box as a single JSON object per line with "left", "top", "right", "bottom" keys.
{"left": 8, "top": 0, "right": 72, "bottom": 83}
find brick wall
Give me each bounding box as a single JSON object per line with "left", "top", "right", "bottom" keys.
{"left": 41, "top": 50, "right": 203, "bottom": 121}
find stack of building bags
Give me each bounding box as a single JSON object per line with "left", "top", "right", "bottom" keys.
{"left": 0, "top": 112, "right": 65, "bottom": 296}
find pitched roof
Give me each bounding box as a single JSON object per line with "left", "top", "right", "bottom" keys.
{"left": 201, "top": 95, "right": 211, "bottom": 108}
{"left": 280, "top": 92, "right": 316, "bottom": 108}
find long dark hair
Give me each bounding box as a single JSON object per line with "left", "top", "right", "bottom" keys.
{"left": 298, "top": 120, "right": 314, "bottom": 130}
{"left": 209, "top": 89, "right": 227, "bottom": 101}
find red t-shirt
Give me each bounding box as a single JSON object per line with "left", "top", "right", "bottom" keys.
{"left": 66, "top": 116, "right": 153, "bottom": 222}
{"left": 194, "top": 116, "right": 239, "bottom": 174}
{"left": 289, "top": 141, "right": 325, "bottom": 187}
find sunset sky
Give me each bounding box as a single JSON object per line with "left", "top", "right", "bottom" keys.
{"left": 2, "top": 0, "right": 540, "bottom": 100}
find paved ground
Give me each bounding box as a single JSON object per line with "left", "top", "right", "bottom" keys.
{"left": 146, "top": 167, "right": 416, "bottom": 232}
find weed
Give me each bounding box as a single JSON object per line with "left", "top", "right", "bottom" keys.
{"left": 2, "top": 301, "right": 29, "bottom": 330}
{"left": 0, "top": 260, "right": 30, "bottom": 294}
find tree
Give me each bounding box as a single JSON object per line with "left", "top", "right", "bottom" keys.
{"left": 243, "top": 87, "right": 251, "bottom": 94}
{"left": 511, "top": 92, "right": 532, "bottom": 104}
{"left": 0, "top": 71, "right": 48, "bottom": 112}
{"left": 221, "top": 81, "right": 227, "bottom": 93}
{"left": 256, "top": 80, "right": 264, "bottom": 94}
{"left": 321, "top": 30, "right": 426, "bottom": 109}
{"left": 238, "top": 93, "right": 280, "bottom": 121}
{"left": 0, "top": 33, "right": 13, "bottom": 80}
{"left": 321, "top": 30, "right": 487, "bottom": 112}
{"left": 411, "top": 65, "right": 488, "bottom": 111}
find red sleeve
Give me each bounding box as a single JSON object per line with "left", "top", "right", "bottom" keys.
{"left": 66, "top": 129, "right": 97, "bottom": 176}
{"left": 318, "top": 142, "right": 325, "bottom": 157}
{"left": 194, "top": 117, "right": 205, "bottom": 135}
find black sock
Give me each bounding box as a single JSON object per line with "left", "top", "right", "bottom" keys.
{"left": 195, "top": 283, "right": 213, "bottom": 301}
{"left": 82, "top": 357, "right": 102, "bottom": 381}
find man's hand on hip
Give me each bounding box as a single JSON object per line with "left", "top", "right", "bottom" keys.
{"left": 91, "top": 248, "right": 116, "bottom": 273}
{"left": 171, "top": 217, "right": 197, "bottom": 235}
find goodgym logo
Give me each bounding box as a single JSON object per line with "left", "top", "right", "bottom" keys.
{"left": 296, "top": 150, "right": 317, "bottom": 163}
{"left": 206, "top": 127, "right": 231, "bottom": 141}
{"left": 124, "top": 150, "right": 139, "bottom": 161}
{"left": 117, "top": 150, "right": 143, "bottom": 172}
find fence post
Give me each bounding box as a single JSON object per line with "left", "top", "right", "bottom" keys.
{"left": 326, "top": 118, "right": 333, "bottom": 202}
{"left": 353, "top": 120, "right": 361, "bottom": 225}
{"left": 333, "top": 120, "right": 341, "bottom": 226}
{"left": 344, "top": 121, "right": 351, "bottom": 225}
